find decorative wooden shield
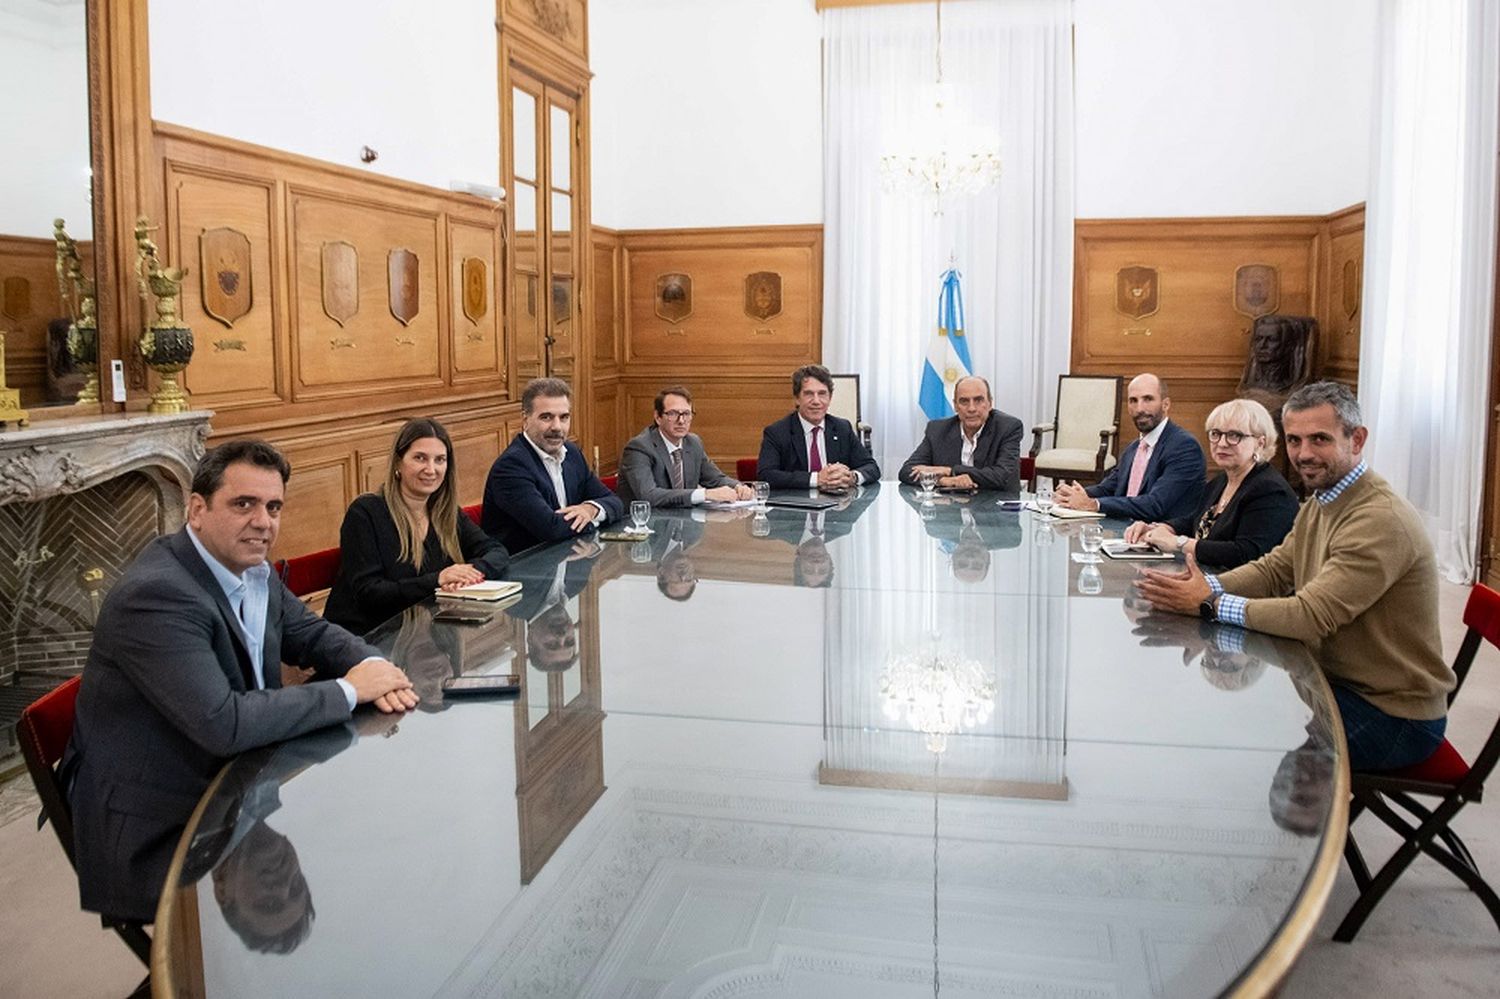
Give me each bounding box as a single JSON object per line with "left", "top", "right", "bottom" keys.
{"left": 1, "top": 276, "right": 31, "bottom": 321}
{"left": 655, "top": 273, "right": 692, "bottom": 323}
{"left": 1341, "top": 259, "right": 1360, "bottom": 320}
{"left": 199, "top": 227, "right": 252, "bottom": 328}
{"left": 1114, "top": 265, "right": 1159, "bottom": 320}
{"left": 321, "top": 241, "right": 359, "bottom": 327}
{"left": 1233, "top": 264, "right": 1279, "bottom": 319}
{"left": 744, "top": 271, "right": 782, "bottom": 321}
{"left": 461, "top": 257, "right": 488, "bottom": 323}
{"left": 388, "top": 248, "right": 420, "bottom": 326}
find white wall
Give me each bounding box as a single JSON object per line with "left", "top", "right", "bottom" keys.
{"left": 1073, "top": 0, "right": 1378, "bottom": 217}
{"left": 0, "top": 0, "right": 92, "bottom": 238}
{"left": 589, "top": 0, "right": 823, "bottom": 230}
{"left": 148, "top": 0, "right": 499, "bottom": 191}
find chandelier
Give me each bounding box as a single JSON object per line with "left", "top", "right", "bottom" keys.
{"left": 879, "top": 641, "right": 996, "bottom": 754}
{"left": 878, "top": 0, "right": 1002, "bottom": 206}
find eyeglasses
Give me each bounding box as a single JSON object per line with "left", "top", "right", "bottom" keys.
{"left": 661, "top": 409, "right": 694, "bottom": 421}
{"left": 1207, "top": 429, "right": 1255, "bottom": 445}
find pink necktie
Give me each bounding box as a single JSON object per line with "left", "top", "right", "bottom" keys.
{"left": 1125, "top": 441, "right": 1152, "bottom": 497}
{"left": 809, "top": 426, "right": 823, "bottom": 472}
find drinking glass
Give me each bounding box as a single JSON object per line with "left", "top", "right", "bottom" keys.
{"left": 630, "top": 500, "right": 650, "bottom": 533}
{"left": 1035, "top": 481, "right": 1054, "bottom": 515}
{"left": 1078, "top": 564, "right": 1103, "bottom": 595}
{"left": 752, "top": 480, "right": 770, "bottom": 512}
{"left": 1079, "top": 522, "right": 1104, "bottom": 564}
{"left": 629, "top": 540, "right": 654, "bottom": 564}
{"left": 750, "top": 512, "right": 771, "bottom": 537}
{"left": 919, "top": 469, "right": 940, "bottom": 503}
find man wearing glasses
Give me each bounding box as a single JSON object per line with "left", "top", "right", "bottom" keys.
{"left": 617, "top": 385, "right": 754, "bottom": 507}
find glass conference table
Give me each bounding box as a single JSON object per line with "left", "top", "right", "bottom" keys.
{"left": 153, "top": 484, "right": 1345, "bottom": 999}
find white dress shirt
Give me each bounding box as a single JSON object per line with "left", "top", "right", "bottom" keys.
{"left": 960, "top": 424, "right": 983, "bottom": 467}
{"left": 524, "top": 433, "right": 605, "bottom": 523}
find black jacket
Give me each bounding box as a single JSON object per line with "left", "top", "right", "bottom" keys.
{"left": 757, "top": 412, "right": 880, "bottom": 489}
{"left": 1169, "top": 461, "right": 1300, "bottom": 570}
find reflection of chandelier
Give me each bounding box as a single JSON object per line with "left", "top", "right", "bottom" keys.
{"left": 878, "top": 0, "right": 1002, "bottom": 207}
{"left": 879, "top": 642, "right": 996, "bottom": 753}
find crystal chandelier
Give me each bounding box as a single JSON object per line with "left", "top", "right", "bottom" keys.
{"left": 879, "top": 0, "right": 1002, "bottom": 206}
{"left": 879, "top": 641, "right": 996, "bottom": 754}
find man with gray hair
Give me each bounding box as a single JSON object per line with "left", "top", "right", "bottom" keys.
{"left": 482, "top": 377, "right": 625, "bottom": 554}
{"left": 1136, "top": 380, "right": 1456, "bottom": 772}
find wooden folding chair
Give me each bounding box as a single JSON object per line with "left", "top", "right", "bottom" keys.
{"left": 1336, "top": 582, "right": 1500, "bottom": 941}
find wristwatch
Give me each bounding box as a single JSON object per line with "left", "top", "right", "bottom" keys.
{"left": 1199, "top": 597, "right": 1217, "bottom": 622}
{"left": 1176, "top": 535, "right": 1192, "bottom": 551}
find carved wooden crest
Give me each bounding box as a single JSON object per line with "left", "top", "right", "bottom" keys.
{"left": 744, "top": 271, "right": 782, "bottom": 322}
{"left": 1114, "top": 265, "right": 1159, "bottom": 320}
{"left": 388, "top": 248, "right": 420, "bottom": 326}
{"left": 1341, "top": 259, "right": 1360, "bottom": 321}
{"left": 527, "top": 0, "right": 573, "bottom": 40}
{"left": 1, "top": 277, "right": 31, "bottom": 321}
{"left": 1233, "top": 264, "right": 1279, "bottom": 319}
{"left": 655, "top": 273, "right": 692, "bottom": 324}
{"left": 321, "top": 241, "right": 359, "bottom": 327}
{"left": 461, "top": 257, "right": 488, "bottom": 323}
{"left": 199, "top": 227, "right": 252, "bottom": 328}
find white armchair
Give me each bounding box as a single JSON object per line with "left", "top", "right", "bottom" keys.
{"left": 1029, "top": 375, "right": 1123, "bottom": 486}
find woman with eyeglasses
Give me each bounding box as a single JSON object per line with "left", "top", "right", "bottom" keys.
{"left": 1123, "top": 398, "right": 1298, "bottom": 569}
{"left": 324, "top": 418, "right": 510, "bottom": 635}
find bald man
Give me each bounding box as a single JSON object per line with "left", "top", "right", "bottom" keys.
{"left": 1055, "top": 372, "right": 1205, "bottom": 523}
{"left": 899, "top": 375, "right": 1024, "bottom": 492}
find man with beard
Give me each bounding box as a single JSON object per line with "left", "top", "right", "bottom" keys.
{"left": 1135, "top": 381, "right": 1455, "bottom": 771}
{"left": 1054, "top": 372, "right": 1205, "bottom": 522}
{"left": 482, "top": 378, "right": 625, "bottom": 554}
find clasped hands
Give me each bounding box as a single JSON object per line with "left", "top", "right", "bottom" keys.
{"left": 705, "top": 482, "right": 756, "bottom": 503}
{"left": 1052, "top": 480, "right": 1100, "bottom": 512}
{"left": 1133, "top": 547, "right": 1214, "bottom": 616}
{"left": 817, "top": 463, "right": 860, "bottom": 493}
{"left": 346, "top": 657, "right": 420, "bottom": 714}
{"left": 906, "top": 465, "right": 977, "bottom": 491}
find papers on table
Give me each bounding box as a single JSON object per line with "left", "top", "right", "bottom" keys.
{"left": 1100, "top": 540, "right": 1175, "bottom": 561}
{"left": 435, "top": 579, "right": 524, "bottom": 601}
{"left": 1025, "top": 502, "right": 1105, "bottom": 520}
{"left": 702, "top": 499, "right": 757, "bottom": 510}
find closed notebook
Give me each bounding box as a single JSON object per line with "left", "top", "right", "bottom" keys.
{"left": 436, "top": 579, "right": 524, "bottom": 601}
{"left": 1026, "top": 502, "right": 1105, "bottom": 520}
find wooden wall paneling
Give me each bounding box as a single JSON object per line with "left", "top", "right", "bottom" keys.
{"left": 591, "top": 378, "right": 620, "bottom": 473}
{"left": 619, "top": 226, "right": 823, "bottom": 367}
{"left": 449, "top": 424, "right": 506, "bottom": 507}
{"left": 163, "top": 164, "right": 283, "bottom": 409}
{"left": 275, "top": 449, "right": 357, "bottom": 560}
{"left": 619, "top": 375, "right": 796, "bottom": 468}
{"left": 449, "top": 218, "right": 506, "bottom": 383}
{"left": 1320, "top": 205, "right": 1364, "bottom": 385}
{"left": 0, "top": 235, "right": 92, "bottom": 404}
{"left": 590, "top": 229, "right": 619, "bottom": 369}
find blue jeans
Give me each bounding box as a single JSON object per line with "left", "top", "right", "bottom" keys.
{"left": 1332, "top": 684, "right": 1446, "bottom": 771}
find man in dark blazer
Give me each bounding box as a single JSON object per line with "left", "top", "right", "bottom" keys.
{"left": 1055, "top": 372, "right": 1206, "bottom": 523}
{"left": 758, "top": 364, "right": 881, "bottom": 491}
{"left": 898, "top": 375, "right": 1024, "bottom": 492}
{"left": 617, "top": 384, "right": 753, "bottom": 507}
{"left": 63, "top": 441, "right": 417, "bottom": 924}
{"left": 482, "top": 377, "right": 626, "bottom": 554}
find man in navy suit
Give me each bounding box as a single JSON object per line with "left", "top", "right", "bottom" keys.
{"left": 482, "top": 377, "right": 626, "bottom": 554}
{"left": 758, "top": 364, "right": 881, "bottom": 491}
{"left": 1054, "top": 372, "right": 1205, "bottom": 522}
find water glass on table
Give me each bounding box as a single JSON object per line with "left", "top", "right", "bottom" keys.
{"left": 1079, "top": 522, "right": 1104, "bottom": 563}
{"left": 752, "top": 480, "right": 770, "bottom": 512}
{"left": 1035, "top": 479, "right": 1055, "bottom": 515}
{"left": 629, "top": 500, "right": 651, "bottom": 534}
{"left": 919, "top": 469, "right": 940, "bottom": 503}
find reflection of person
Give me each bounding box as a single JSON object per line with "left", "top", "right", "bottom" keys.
{"left": 482, "top": 378, "right": 625, "bottom": 554}
{"left": 1055, "top": 373, "right": 1206, "bottom": 522}
{"left": 652, "top": 518, "right": 703, "bottom": 601}
{"left": 899, "top": 376, "right": 1024, "bottom": 492}
{"left": 325, "top": 418, "right": 510, "bottom": 635}
{"left": 1136, "top": 382, "right": 1456, "bottom": 771}
{"left": 899, "top": 489, "right": 1021, "bottom": 583}
{"left": 758, "top": 365, "right": 880, "bottom": 492}
{"left": 617, "top": 385, "right": 752, "bottom": 507}
{"left": 1126, "top": 602, "right": 1269, "bottom": 691}
{"left": 1269, "top": 740, "right": 1336, "bottom": 836}
{"left": 389, "top": 606, "right": 465, "bottom": 712}
{"left": 1124, "top": 399, "right": 1298, "bottom": 570}
{"left": 63, "top": 441, "right": 416, "bottom": 924}
{"left": 528, "top": 602, "right": 580, "bottom": 671}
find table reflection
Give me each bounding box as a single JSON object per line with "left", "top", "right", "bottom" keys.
{"left": 161, "top": 487, "right": 1341, "bottom": 999}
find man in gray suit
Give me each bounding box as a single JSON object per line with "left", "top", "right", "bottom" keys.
{"left": 63, "top": 440, "right": 418, "bottom": 924}
{"left": 617, "top": 385, "right": 754, "bottom": 507}
{"left": 899, "top": 375, "right": 1024, "bottom": 492}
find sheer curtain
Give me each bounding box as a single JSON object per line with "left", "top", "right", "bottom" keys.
{"left": 822, "top": 0, "right": 1074, "bottom": 474}
{"left": 1359, "top": 0, "right": 1500, "bottom": 583}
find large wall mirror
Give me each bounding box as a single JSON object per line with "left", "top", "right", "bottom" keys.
{"left": 0, "top": 0, "right": 97, "bottom": 409}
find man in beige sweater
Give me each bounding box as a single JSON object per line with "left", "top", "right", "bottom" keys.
{"left": 1137, "top": 381, "right": 1454, "bottom": 771}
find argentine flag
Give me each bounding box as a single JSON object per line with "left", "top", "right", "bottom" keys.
{"left": 918, "top": 268, "right": 974, "bottom": 420}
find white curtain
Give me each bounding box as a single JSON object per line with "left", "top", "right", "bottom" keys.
{"left": 822, "top": 0, "right": 1074, "bottom": 475}
{"left": 1359, "top": 0, "right": 1500, "bottom": 583}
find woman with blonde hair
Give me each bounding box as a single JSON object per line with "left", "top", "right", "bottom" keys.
{"left": 325, "top": 418, "right": 509, "bottom": 634}
{"left": 1124, "top": 397, "right": 1297, "bottom": 570}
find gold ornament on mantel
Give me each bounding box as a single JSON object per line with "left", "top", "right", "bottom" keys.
{"left": 135, "top": 216, "right": 195, "bottom": 414}
{"left": 54, "top": 218, "right": 99, "bottom": 406}
{"left": 0, "top": 330, "right": 30, "bottom": 426}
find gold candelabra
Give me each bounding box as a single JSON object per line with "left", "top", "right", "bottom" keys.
{"left": 54, "top": 218, "right": 99, "bottom": 406}
{"left": 135, "top": 216, "right": 195, "bottom": 414}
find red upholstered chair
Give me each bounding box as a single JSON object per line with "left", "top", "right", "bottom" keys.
{"left": 1019, "top": 455, "right": 1036, "bottom": 492}
{"left": 1336, "top": 582, "right": 1500, "bottom": 942}
{"left": 18, "top": 677, "right": 152, "bottom": 965}
{"left": 462, "top": 503, "right": 482, "bottom": 526}
{"left": 600, "top": 474, "right": 618, "bottom": 493}
{"left": 273, "top": 546, "right": 342, "bottom": 598}
{"left": 736, "top": 458, "right": 758, "bottom": 482}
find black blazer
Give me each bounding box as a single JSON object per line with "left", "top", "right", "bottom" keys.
{"left": 898, "top": 409, "right": 1024, "bottom": 492}
{"left": 1168, "top": 461, "right": 1300, "bottom": 570}
{"left": 324, "top": 493, "right": 511, "bottom": 636}
{"left": 1086, "top": 419, "right": 1207, "bottom": 523}
{"left": 64, "top": 529, "right": 378, "bottom": 922}
{"left": 481, "top": 433, "right": 626, "bottom": 554}
{"left": 757, "top": 412, "right": 881, "bottom": 489}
